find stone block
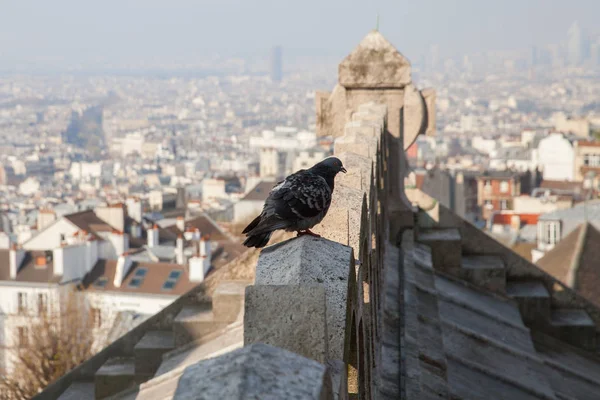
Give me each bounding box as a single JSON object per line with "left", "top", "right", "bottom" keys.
{"left": 421, "top": 87, "right": 436, "bottom": 137}
{"left": 254, "top": 235, "right": 354, "bottom": 361}
{"left": 57, "top": 382, "right": 94, "bottom": 400}
{"left": 313, "top": 184, "right": 363, "bottom": 256}
{"left": 245, "top": 285, "right": 328, "bottom": 363}
{"left": 133, "top": 331, "right": 175, "bottom": 376}
{"left": 460, "top": 255, "right": 506, "bottom": 292}
{"left": 173, "top": 305, "right": 228, "bottom": 347}
{"left": 358, "top": 102, "right": 388, "bottom": 119}
{"left": 344, "top": 120, "right": 382, "bottom": 138}
{"left": 212, "top": 280, "right": 248, "bottom": 322}
{"left": 334, "top": 133, "right": 379, "bottom": 159}
{"left": 416, "top": 228, "right": 462, "bottom": 274}
{"left": 173, "top": 343, "right": 333, "bottom": 400}
{"left": 403, "top": 83, "right": 426, "bottom": 150}
{"left": 95, "top": 357, "right": 136, "bottom": 399}
{"left": 550, "top": 309, "right": 597, "bottom": 351}
{"left": 336, "top": 152, "right": 372, "bottom": 192}
{"left": 506, "top": 281, "right": 551, "bottom": 324}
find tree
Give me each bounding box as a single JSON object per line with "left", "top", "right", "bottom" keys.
{"left": 0, "top": 288, "right": 117, "bottom": 400}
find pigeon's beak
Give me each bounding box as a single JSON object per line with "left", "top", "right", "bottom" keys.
{"left": 341, "top": 167, "right": 347, "bottom": 174}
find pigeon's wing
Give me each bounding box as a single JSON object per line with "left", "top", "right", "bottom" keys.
{"left": 271, "top": 171, "right": 331, "bottom": 221}
{"left": 243, "top": 171, "right": 331, "bottom": 236}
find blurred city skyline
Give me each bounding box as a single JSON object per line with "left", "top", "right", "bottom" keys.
{"left": 1, "top": 0, "right": 599, "bottom": 71}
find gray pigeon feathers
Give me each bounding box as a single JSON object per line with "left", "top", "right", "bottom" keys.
{"left": 242, "top": 157, "right": 346, "bottom": 248}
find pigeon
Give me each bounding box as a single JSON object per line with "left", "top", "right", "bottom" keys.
{"left": 242, "top": 157, "right": 347, "bottom": 248}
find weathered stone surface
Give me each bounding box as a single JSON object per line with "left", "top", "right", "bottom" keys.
{"left": 245, "top": 285, "right": 328, "bottom": 363}
{"left": 253, "top": 236, "right": 354, "bottom": 361}
{"left": 313, "top": 184, "right": 363, "bottom": 255}
{"left": 550, "top": 309, "right": 597, "bottom": 350}
{"left": 358, "top": 102, "right": 388, "bottom": 118}
{"left": 173, "top": 343, "right": 333, "bottom": 400}
{"left": 403, "top": 83, "right": 427, "bottom": 150}
{"left": 421, "top": 88, "right": 436, "bottom": 137}
{"left": 336, "top": 152, "right": 372, "bottom": 192}
{"left": 339, "top": 30, "right": 411, "bottom": 89}
{"left": 345, "top": 119, "right": 383, "bottom": 138}
{"left": 334, "top": 131, "right": 379, "bottom": 159}
{"left": 506, "top": 281, "right": 551, "bottom": 323}
{"left": 134, "top": 331, "right": 175, "bottom": 376}
{"left": 460, "top": 255, "right": 506, "bottom": 293}
{"left": 57, "top": 382, "right": 94, "bottom": 400}
{"left": 95, "top": 358, "right": 136, "bottom": 399}
{"left": 212, "top": 280, "right": 248, "bottom": 322}
{"left": 417, "top": 228, "right": 462, "bottom": 274}
{"left": 173, "top": 305, "right": 228, "bottom": 347}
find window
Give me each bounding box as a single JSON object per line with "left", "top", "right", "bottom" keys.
{"left": 484, "top": 180, "right": 492, "bottom": 192}
{"left": 38, "top": 293, "right": 47, "bottom": 315}
{"left": 168, "top": 270, "right": 182, "bottom": 280}
{"left": 93, "top": 277, "right": 108, "bottom": 288}
{"left": 134, "top": 268, "right": 148, "bottom": 277}
{"left": 500, "top": 181, "right": 509, "bottom": 193}
{"left": 128, "top": 268, "right": 148, "bottom": 288}
{"left": 583, "top": 154, "right": 600, "bottom": 167}
{"left": 17, "top": 327, "right": 28, "bottom": 346}
{"left": 17, "top": 293, "right": 27, "bottom": 314}
{"left": 484, "top": 200, "right": 493, "bottom": 209}
{"left": 129, "top": 278, "right": 143, "bottom": 288}
{"left": 543, "top": 222, "right": 560, "bottom": 245}
{"left": 500, "top": 200, "right": 508, "bottom": 210}
{"left": 90, "top": 307, "right": 101, "bottom": 328}
{"left": 162, "top": 270, "right": 183, "bottom": 291}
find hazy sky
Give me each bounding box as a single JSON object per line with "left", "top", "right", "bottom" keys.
{"left": 0, "top": 0, "right": 598, "bottom": 68}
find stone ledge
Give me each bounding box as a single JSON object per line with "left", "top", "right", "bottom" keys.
{"left": 173, "top": 343, "right": 333, "bottom": 399}
{"left": 252, "top": 236, "right": 354, "bottom": 361}
{"left": 313, "top": 185, "right": 364, "bottom": 256}
{"left": 244, "top": 285, "right": 328, "bottom": 363}
{"left": 336, "top": 152, "right": 372, "bottom": 192}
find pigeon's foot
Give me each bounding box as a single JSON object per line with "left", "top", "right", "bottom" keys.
{"left": 297, "top": 229, "right": 321, "bottom": 238}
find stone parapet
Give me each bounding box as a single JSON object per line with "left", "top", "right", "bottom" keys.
{"left": 246, "top": 235, "right": 354, "bottom": 362}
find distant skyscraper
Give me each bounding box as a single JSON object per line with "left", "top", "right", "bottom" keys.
{"left": 530, "top": 45, "right": 538, "bottom": 66}
{"left": 271, "top": 46, "right": 283, "bottom": 82}
{"left": 567, "top": 21, "right": 586, "bottom": 66}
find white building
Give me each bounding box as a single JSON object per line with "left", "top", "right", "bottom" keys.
{"left": 249, "top": 127, "right": 316, "bottom": 151}
{"left": 537, "top": 133, "right": 575, "bottom": 181}
{"left": 233, "top": 181, "right": 274, "bottom": 223}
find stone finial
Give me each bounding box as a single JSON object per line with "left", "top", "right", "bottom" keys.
{"left": 173, "top": 343, "right": 333, "bottom": 399}
{"left": 339, "top": 30, "right": 411, "bottom": 89}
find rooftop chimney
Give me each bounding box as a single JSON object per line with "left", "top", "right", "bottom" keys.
{"left": 188, "top": 254, "right": 205, "bottom": 282}
{"left": 176, "top": 216, "right": 185, "bottom": 232}
{"left": 95, "top": 203, "right": 125, "bottom": 232}
{"left": 114, "top": 253, "right": 133, "bottom": 288}
{"left": 148, "top": 224, "right": 159, "bottom": 248}
{"left": 9, "top": 244, "right": 25, "bottom": 279}
{"left": 176, "top": 234, "right": 185, "bottom": 265}
{"left": 130, "top": 222, "right": 142, "bottom": 239}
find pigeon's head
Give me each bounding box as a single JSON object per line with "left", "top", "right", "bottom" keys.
{"left": 311, "top": 157, "right": 347, "bottom": 177}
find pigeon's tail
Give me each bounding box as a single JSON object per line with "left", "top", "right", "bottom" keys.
{"left": 242, "top": 215, "right": 262, "bottom": 234}
{"left": 243, "top": 231, "right": 273, "bottom": 248}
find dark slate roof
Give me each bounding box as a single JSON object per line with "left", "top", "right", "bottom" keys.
{"left": 241, "top": 181, "right": 274, "bottom": 202}
{"left": 407, "top": 238, "right": 600, "bottom": 400}
{"left": 64, "top": 210, "right": 112, "bottom": 239}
